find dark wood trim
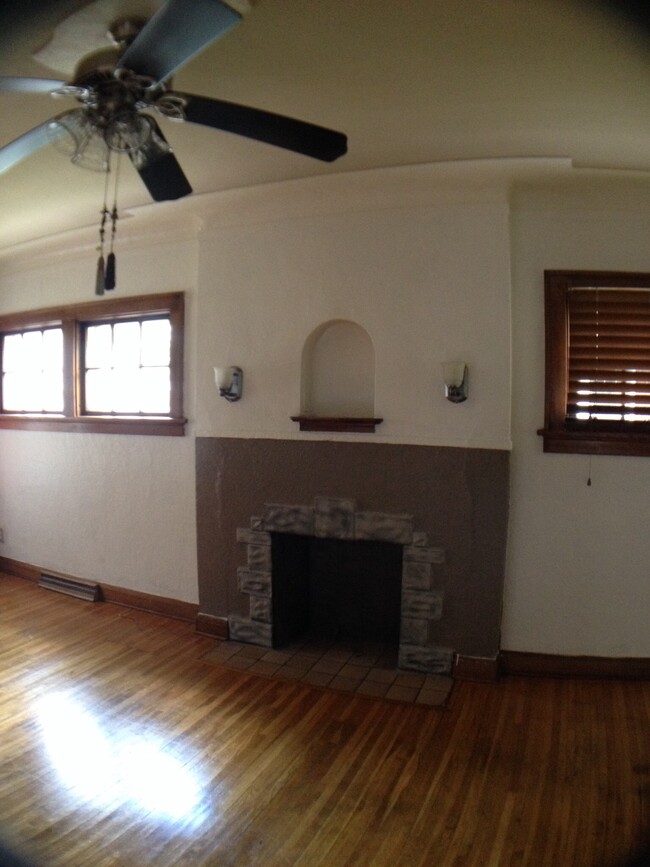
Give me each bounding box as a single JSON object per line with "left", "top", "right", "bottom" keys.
{"left": 538, "top": 427, "right": 650, "bottom": 456}
{"left": 454, "top": 654, "right": 500, "bottom": 682}
{"left": 500, "top": 651, "right": 650, "bottom": 680}
{"left": 100, "top": 583, "right": 198, "bottom": 622}
{"left": 0, "top": 556, "right": 198, "bottom": 623}
{"left": 290, "top": 416, "right": 384, "bottom": 433}
{"left": 0, "top": 292, "right": 185, "bottom": 437}
{"left": 195, "top": 611, "right": 229, "bottom": 639}
{"left": 541, "top": 269, "right": 650, "bottom": 457}
{"left": 0, "top": 291, "right": 184, "bottom": 332}
{"left": 0, "top": 415, "right": 186, "bottom": 436}
{"left": 0, "top": 556, "right": 40, "bottom": 582}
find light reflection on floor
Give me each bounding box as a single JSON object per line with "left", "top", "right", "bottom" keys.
{"left": 35, "top": 692, "right": 204, "bottom": 824}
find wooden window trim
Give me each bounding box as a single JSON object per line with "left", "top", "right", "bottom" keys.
{"left": 539, "top": 270, "right": 650, "bottom": 456}
{"left": 0, "top": 292, "right": 186, "bottom": 437}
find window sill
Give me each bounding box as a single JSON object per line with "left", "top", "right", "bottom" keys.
{"left": 538, "top": 427, "right": 650, "bottom": 457}
{"left": 0, "top": 415, "right": 187, "bottom": 436}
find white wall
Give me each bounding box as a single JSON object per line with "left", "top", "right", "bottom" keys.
{"left": 0, "top": 237, "right": 199, "bottom": 602}
{"left": 504, "top": 181, "right": 650, "bottom": 656}
{"left": 194, "top": 166, "right": 513, "bottom": 451}
{"left": 6, "top": 161, "right": 649, "bottom": 658}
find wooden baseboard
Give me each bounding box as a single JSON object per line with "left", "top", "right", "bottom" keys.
{"left": 0, "top": 556, "right": 39, "bottom": 582}
{"left": 195, "top": 611, "right": 229, "bottom": 640}
{"left": 500, "top": 651, "right": 650, "bottom": 680}
{"left": 100, "top": 583, "right": 198, "bottom": 623}
{"left": 1, "top": 556, "right": 198, "bottom": 624}
{"left": 454, "top": 654, "right": 499, "bottom": 682}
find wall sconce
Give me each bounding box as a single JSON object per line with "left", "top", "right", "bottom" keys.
{"left": 442, "top": 362, "right": 468, "bottom": 403}
{"left": 214, "top": 366, "right": 243, "bottom": 402}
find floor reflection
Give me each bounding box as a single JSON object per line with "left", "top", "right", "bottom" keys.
{"left": 36, "top": 693, "right": 203, "bottom": 823}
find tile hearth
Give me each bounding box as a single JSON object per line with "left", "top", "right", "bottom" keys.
{"left": 203, "top": 638, "right": 453, "bottom": 707}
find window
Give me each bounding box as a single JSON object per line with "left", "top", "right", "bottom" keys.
{"left": 0, "top": 293, "right": 185, "bottom": 436}
{"left": 539, "top": 270, "right": 650, "bottom": 456}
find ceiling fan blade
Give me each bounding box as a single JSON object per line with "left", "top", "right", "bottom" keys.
{"left": 0, "top": 122, "right": 51, "bottom": 173}
{"left": 117, "top": 0, "right": 241, "bottom": 86}
{"left": 177, "top": 94, "right": 348, "bottom": 162}
{"left": 0, "top": 76, "right": 66, "bottom": 94}
{"left": 129, "top": 120, "right": 192, "bottom": 201}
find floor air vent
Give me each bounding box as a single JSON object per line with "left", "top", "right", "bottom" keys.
{"left": 38, "top": 572, "right": 100, "bottom": 602}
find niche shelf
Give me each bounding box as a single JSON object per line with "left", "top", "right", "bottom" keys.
{"left": 290, "top": 415, "right": 383, "bottom": 433}
{"left": 295, "top": 320, "right": 379, "bottom": 433}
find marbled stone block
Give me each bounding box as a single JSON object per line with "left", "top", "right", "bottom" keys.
{"left": 401, "top": 589, "right": 443, "bottom": 620}
{"left": 228, "top": 615, "right": 273, "bottom": 647}
{"left": 263, "top": 503, "right": 314, "bottom": 535}
{"left": 403, "top": 545, "right": 445, "bottom": 564}
{"left": 237, "top": 567, "right": 272, "bottom": 597}
{"left": 237, "top": 528, "right": 271, "bottom": 546}
{"left": 411, "top": 530, "right": 429, "bottom": 546}
{"left": 313, "top": 496, "right": 356, "bottom": 539}
{"left": 398, "top": 644, "right": 454, "bottom": 674}
{"left": 402, "top": 559, "right": 432, "bottom": 591}
{"left": 354, "top": 511, "right": 413, "bottom": 544}
{"left": 250, "top": 516, "right": 264, "bottom": 530}
{"left": 400, "top": 616, "right": 428, "bottom": 646}
{"left": 247, "top": 543, "right": 272, "bottom": 571}
{"left": 249, "top": 595, "right": 272, "bottom": 623}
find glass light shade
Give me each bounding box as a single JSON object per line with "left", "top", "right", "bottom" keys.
{"left": 129, "top": 121, "right": 172, "bottom": 170}
{"left": 214, "top": 367, "right": 233, "bottom": 390}
{"left": 46, "top": 110, "right": 109, "bottom": 172}
{"left": 104, "top": 112, "right": 153, "bottom": 153}
{"left": 441, "top": 362, "right": 467, "bottom": 388}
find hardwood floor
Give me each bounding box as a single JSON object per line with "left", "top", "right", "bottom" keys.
{"left": 1, "top": 573, "right": 649, "bottom": 867}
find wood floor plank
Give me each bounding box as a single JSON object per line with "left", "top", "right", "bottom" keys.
{"left": 1, "top": 573, "right": 650, "bottom": 866}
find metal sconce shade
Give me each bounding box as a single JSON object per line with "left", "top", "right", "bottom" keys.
{"left": 214, "top": 366, "right": 243, "bottom": 401}
{"left": 442, "top": 362, "right": 468, "bottom": 403}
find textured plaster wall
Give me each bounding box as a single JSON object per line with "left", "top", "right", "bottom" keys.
{"left": 0, "top": 238, "right": 199, "bottom": 602}
{"left": 504, "top": 183, "right": 650, "bottom": 656}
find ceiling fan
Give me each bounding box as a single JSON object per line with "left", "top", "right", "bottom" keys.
{"left": 0, "top": 0, "right": 348, "bottom": 203}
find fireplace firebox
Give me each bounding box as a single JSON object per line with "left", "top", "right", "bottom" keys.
{"left": 230, "top": 497, "right": 454, "bottom": 674}
{"left": 271, "top": 534, "right": 403, "bottom": 648}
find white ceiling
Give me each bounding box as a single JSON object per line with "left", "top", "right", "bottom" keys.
{"left": 1, "top": 0, "right": 649, "bottom": 253}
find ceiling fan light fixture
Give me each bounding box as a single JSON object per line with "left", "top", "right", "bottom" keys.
{"left": 129, "top": 121, "right": 172, "bottom": 170}
{"left": 104, "top": 111, "right": 153, "bottom": 153}
{"left": 46, "top": 111, "right": 109, "bottom": 172}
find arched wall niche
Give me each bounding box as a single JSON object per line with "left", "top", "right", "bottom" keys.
{"left": 294, "top": 320, "right": 381, "bottom": 432}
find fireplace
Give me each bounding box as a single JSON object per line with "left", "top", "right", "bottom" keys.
{"left": 229, "top": 497, "right": 454, "bottom": 674}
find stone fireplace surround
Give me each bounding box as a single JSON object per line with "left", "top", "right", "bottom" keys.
{"left": 229, "top": 496, "right": 454, "bottom": 675}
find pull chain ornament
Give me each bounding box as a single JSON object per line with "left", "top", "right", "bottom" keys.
{"left": 105, "top": 205, "right": 118, "bottom": 290}
{"left": 95, "top": 205, "right": 108, "bottom": 296}
{"left": 93, "top": 153, "right": 119, "bottom": 295}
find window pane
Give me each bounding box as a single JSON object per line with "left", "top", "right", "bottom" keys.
{"left": 1, "top": 328, "right": 63, "bottom": 412}
{"left": 112, "top": 368, "right": 142, "bottom": 413}
{"left": 85, "top": 369, "right": 114, "bottom": 413}
{"left": 3, "top": 334, "right": 24, "bottom": 372}
{"left": 112, "top": 322, "right": 141, "bottom": 368}
{"left": 42, "top": 371, "right": 64, "bottom": 413}
{"left": 2, "top": 372, "right": 24, "bottom": 410}
{"left": 22, "top": 331, "right": 43, "bottom": 370}
{"left": 139, "top": 367, "right": 171, "bottom": 414}
{"left": 85, "top": 324, "right": 112, "bottom": 369}
{"left": 141, "top": 319, "right": 171, "bottom": 367}
{"left": 82, "top": 316, "right": 173, "bottom": 416}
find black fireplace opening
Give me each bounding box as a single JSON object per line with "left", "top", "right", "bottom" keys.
{"left": 271, "top": 532, "right": 403, "bottom": 649}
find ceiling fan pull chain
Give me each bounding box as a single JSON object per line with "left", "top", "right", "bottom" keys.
{"left": 94, "top": 157, "right": 112, "bottom": 296}
{"left": 104, "top": 205, "right": 118, "bottom": 290}
{"left": 105, "top": 155, "right": 121, "bottom": 291}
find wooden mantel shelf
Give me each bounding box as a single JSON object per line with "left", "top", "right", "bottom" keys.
{"left": 290, "top": 416, "right": 383, "bottom": 433}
